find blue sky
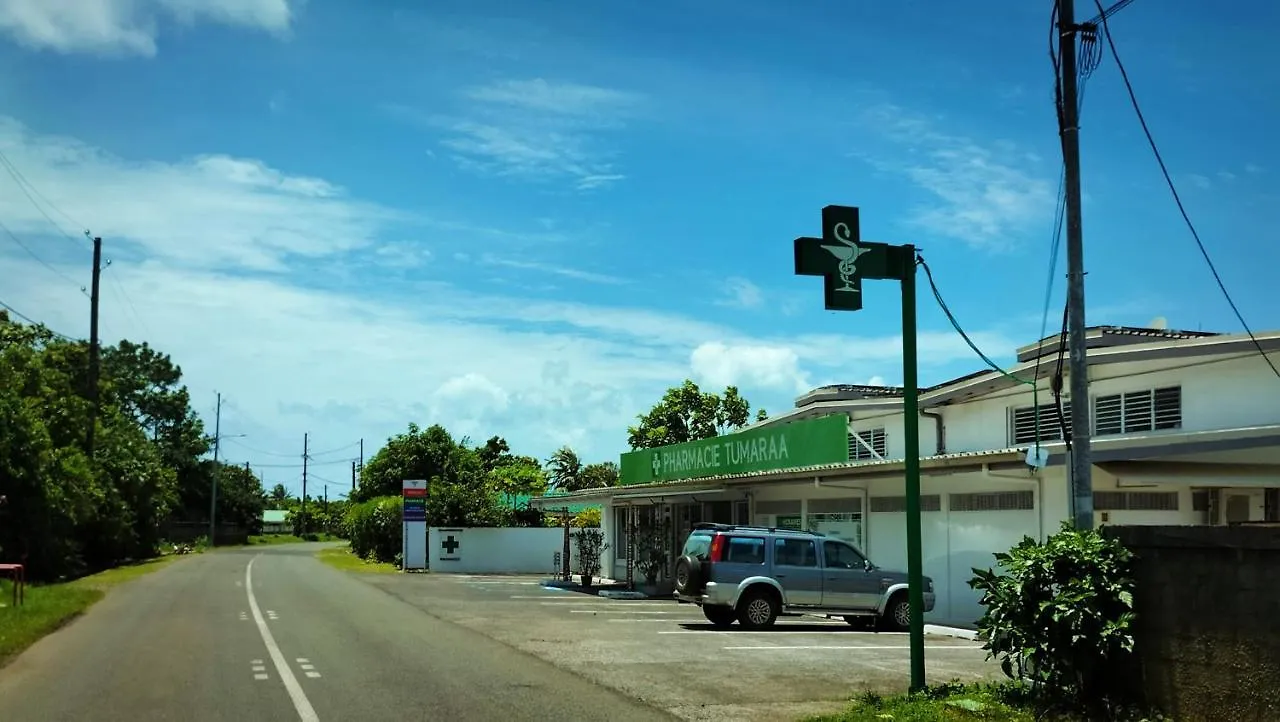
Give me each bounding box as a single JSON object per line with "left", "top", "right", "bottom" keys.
{"left": 1, "top": 0, "right": 1276, "bottom": 498}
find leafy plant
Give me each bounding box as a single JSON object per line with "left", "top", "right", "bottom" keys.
{"left": 969, "top": 521, "right": 1138, "bottom": 714}
{"left": 572, "top": 527, "right": 609, "bottom": 578}
{"left": 633, "top": 517, "right": 671, "bottom": 584}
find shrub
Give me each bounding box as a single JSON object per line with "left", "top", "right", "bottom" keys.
{"left": 969, "top": 521, "right": 1138, "bottom": 715}
{"left": 344, "top": 496, "right": 403, "bottom": 564}
{"left": 572, "top": 527, "right": 608, "bottom": 578}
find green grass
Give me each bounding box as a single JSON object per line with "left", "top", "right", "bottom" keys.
{"left": 315, "top": 545, "right": 399, "bottom": 574}
{"left": 0, "top": 556, "right": 181, "bottom": 667}
{"left": 806, "top": 683, "right": 1168, "bottom": 722}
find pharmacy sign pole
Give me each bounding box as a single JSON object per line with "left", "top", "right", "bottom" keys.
{"left": 794, "top": 205, "right": 926, "bottom": 692}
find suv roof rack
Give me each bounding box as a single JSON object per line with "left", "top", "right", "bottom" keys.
{"left": 691, "top": 522, "right": 822, "bottom": 536}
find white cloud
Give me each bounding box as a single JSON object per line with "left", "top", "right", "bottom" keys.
{"left": 421, "top": 78, "right": 642, "bottom": 191}
{"left": 859, "top": 104, "right": 1055, "bottom": 249}
{"left": 691, "top": 342, "right": 809, "bottom": 394}
{"left": 0, "top": 119, "right": 1029, "bottom": 494}
{"left": 0, "top": 0, "right": 293, "bottom": 56}
{"left": 716, "top": 277, "right": 764, "bottom": 309}
{"left": 479, "top": 253, "right": 625, "bottom": 285}
{"left": 0, "top": 116, "right": 402, "bottom": 272}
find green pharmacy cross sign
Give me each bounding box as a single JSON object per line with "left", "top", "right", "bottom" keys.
{"left": 792, "top": 204, "right": 927, "bottom": 693}
{"left": 794, "top": 205, "right": 913, "bottom": 309}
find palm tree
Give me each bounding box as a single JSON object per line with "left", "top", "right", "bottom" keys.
{"left": 269, "top": 484, "right": 289, "bottom": 505}
{"left": 545, "top": 446, "right": 583, "bottom": 492}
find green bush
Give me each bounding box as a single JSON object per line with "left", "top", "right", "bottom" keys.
{"left": 343, "top": 496, "right": 403, "bottom": 564}
{"left": 969, "top": 521, "right": 1138, "bottom": 715}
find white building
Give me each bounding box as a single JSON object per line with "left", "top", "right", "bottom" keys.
{"left": 533, "top": 325, "right": 1280, "bottom": 626}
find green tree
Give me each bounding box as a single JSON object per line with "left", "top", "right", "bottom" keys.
{"left": 576, "top": 461, "right": 619, "bottom": 491}
{"left": 626, "top": 380, "right": 765, "bottom": 450}
{"left": 545, "top": 446, "right": 582, "bottom": 491}
{"left": 268, "top": 483, "right": 289, "bottom": 505}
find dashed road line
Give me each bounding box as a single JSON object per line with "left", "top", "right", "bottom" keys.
{"left": 267, "top": 610, "right": 280, "bottom": 620}
{"left": 568, "top": 609, "right": 675, "bottom": 614}
{"left": 722, "top": 644, "right": 983, "bottom": 651}
{"left": 239, "top": 611, "right": 249, "bottom": 621}
{"left": 247, "top": 557, "right": 319, "bottom": 722}
{"left": 250, "top": 659, "right": 268, "bottom": 681}
{"left": 296, "top": 658, "right": 321, "bottom": 679}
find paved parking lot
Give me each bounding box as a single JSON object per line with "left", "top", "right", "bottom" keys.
{"left": 364, "top": 573, "right": 1002, "bottom": 721}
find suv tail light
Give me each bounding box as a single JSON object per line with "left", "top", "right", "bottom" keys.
{"left": 709, "top": 535, "right": 726, "bottom": 562}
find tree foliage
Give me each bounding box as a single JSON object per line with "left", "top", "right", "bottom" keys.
{"left": 0, "top": 313, "right": 265, "bottom": 580}
{"left": 626, "top": 379, "right": 766, "bottom": 450}
{"left": 969, "top": 522, "right": 1139, "bottom": 714}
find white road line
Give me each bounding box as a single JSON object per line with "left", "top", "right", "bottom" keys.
{"left": 608, "top": 619, "right": 707, "bottom": 623}
{"left": 539, "top": 601, "right": 672, "bottom": 606}
{"left": 305, "top": 671, "right": 322, "bottom": 679}
{"left": 247, "top": 556, "right": 319, "bottom": 722}
{"left": 300, "top": 664, "right": 315, "bottom": 671}
{"left": 568, "top": 609, "right": 674, "bottom": 614}
{"left": 296, "top": 658, "right": 310, "bottom": 664}
{"left": 254, "top": 673, "right": 269, "bottom": 681}
{"left": 723, "top": 644, "right": 982, "bottom": 651}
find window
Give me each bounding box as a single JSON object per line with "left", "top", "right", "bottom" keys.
{"left": 849, "top": 427, "right": 887, "bottom": 460}
{"left": 950, "top": 490, "right": 1035, "bottom": 512}
{"left": 724, "top": 537, "right": 766, "bottom": 564}
{"left": 681, "top": 532, "right": 712, "bottom": 560}
{"left": 1095, "top": 491, "right": 1179, "bottom": 511}
{"left": 822, "top": 540, "right": 866, "bottom": 570}
{"left": 773, "top": 538, "right": 818, "bottom": 567}
{"left": 869, "top": 495, "right": 942, "bottom": 513}
{"left": 1009, "top": 401, "right": 1072, "bottom": 445}
{"left": 1094, "top": 386, "right": 1182, "bottom": 436}
{"left": 614, "top": 507, "right": 629, "bottom": 555}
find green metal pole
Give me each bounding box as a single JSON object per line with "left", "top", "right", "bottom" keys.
{"left": 900, "top": 245, "right": 926, "bottom": 692}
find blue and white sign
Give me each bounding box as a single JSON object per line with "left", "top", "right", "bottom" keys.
{"left": 402, "top": 479, "right": 428, "bottom": 571}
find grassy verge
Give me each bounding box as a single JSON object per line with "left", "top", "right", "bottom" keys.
{"left": 807, "top": 683, "right": 1167, "bottom": 722}
{"left": 0, "top": 555, "right": 181, "bottom": 666}
{"left": 315, "top": 545, "right": 399, "bottom": 574}
{"left": 245, "top": 533, "right": 340, "bottom": 546}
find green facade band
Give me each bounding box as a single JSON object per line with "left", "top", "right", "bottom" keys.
{"left": 618, "top": 413, "right": 850, "bottom": 486}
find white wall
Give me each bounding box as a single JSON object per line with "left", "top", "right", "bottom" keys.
{"left": 846, "top": 351, "right": 1280, "bottom": 454}
{"left": 427, "top": 527, "right": 564, "bottom": 574}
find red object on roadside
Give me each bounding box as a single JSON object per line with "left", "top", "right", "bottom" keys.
{"left": 0, "top": 563, "right": 24, "bottom": 607}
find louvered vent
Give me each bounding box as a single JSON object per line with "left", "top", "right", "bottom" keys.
{"left": 848, "top": 428, "right": 887, "bottom": 460}
{"left": 1094, "top": 386, "right": 1181, "bottom": 436}
{"left": 1010, "top": 401, "right": 1071, "bottom": 445}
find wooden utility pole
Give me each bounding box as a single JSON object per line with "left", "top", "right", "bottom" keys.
{"left": 86, "top": 235, "right": 103, "bottom": 453}
{"left": 301, "top": 433, "right": 309, "bottom": 535}
{"left": 209, "top": 392, "right": 222, "bottom": 545}
{"left": 351, "top": 460, "right": 357, "bottom": 492}
{"left": 359, "top": 438, "right": 364, "bottom": 470}
{"left": 1058, "top": 0, "right": 1095, "bottom": 528}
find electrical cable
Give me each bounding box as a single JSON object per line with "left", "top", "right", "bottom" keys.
{"left": 308, "top": 440, "right": 361, "bottom": 457}
{"left": 224, "top": 437, "right": 307, "bottom": 458}
{"left": 0, "top": 218, "right": 87, "bottom": 294}
{"left": 0, "top": 298, "right": 75, "bottom": 340}
{"left": 0, "top": 150, "right": 87, "bottom": 246}
{"left": 1091, "top": 0, "right": 1280, "bottom": 382}
{"left": 915, "top": 254, "right": 1033, "bottom": 385}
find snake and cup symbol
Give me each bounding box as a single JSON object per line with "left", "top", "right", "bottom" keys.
{"left": 822, "top": 222, "right": 870, "bottom": 292}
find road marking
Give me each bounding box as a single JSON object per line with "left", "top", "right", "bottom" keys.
{"left": 722, "top": 644, "right": 982, "bottom": 651}
{"left": 305, "top": 671, "right": 321, "bottom": 679}
{"left": 300, "top": 664, "right": 315, "bottom": 670}
{"left": 239, "top": 612, "right": 248, "bottom": 621}
{"left": 569, "top": 609, "right": 674, "bottom": 614}
{"left": 247, "top": 557, "right": 319, "bottom": 722}
{"left": 608, "top": 618, "right": 707, "bottom": 624}
{"left": 255, "top": 673, "right": 269, "bottom": 681}
{"left": 296, "top": 658, "right": 309, "bottom": 664}
{"left": 267, "top": 610, "right": 280, "bottom": 620}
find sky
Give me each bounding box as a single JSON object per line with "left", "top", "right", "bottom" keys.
{"left": 1, "top": 0, "right": 1277, "bottom": 499}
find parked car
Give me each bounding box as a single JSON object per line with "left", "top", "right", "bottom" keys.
{"left": 672, "top": 522, "right": 934, "bottom": 630}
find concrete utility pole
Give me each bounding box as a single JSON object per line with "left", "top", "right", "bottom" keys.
{"left": 1058, "top": 0, "right": 1095, "bottom": 528}
{"left": 86, "top": 236, "right": 103, "bottom": 454}
{"left": 210, "top": 392, "right": 222, "bottom": 545}
{"left": 351, "top": 460, "right": 357, "bottom": 492}
{"left": 301, "top": 433, "right": 309, "bottom": 535}
{"left": 359, "top": 438, "right": 364, "bottom": 471}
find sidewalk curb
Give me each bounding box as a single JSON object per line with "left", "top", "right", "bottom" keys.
{"left": 924, "top": 624, "right": 980, "bottom": 641}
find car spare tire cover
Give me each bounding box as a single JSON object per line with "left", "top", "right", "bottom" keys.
{"left": 674, "top": 554, "right": 703, "bottom": 594}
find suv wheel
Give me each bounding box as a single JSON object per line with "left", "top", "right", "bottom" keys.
{"left": 882, "top": 593, "right": 911, "bottom": 632}
{"left": 673, "top": 554, "right": 704, "bottom": 596}
{"left": 737, "top": 588, "right": 779, "bottom": 630}
{"left": 702, "top": 605, "right": 736, "bottom": 628}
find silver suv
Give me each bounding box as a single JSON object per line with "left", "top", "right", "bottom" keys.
{"left": 672, "top": 523, "right": 935, "bottom": 630}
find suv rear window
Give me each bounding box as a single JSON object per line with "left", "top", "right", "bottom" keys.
{"left": 682, "top": 532, "right": 712, "bottom": 560}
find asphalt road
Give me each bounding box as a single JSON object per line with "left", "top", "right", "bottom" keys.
{"left": 0, "top": 544, "right": 673, "bottom": 722}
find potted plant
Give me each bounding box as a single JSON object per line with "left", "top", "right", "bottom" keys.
{"left": 573, "top": 527, "right": 608, "bottom": 588}
{"left": 633, "top": 518, "right": 671, "bottom": 596}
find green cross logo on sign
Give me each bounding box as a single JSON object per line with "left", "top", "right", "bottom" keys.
{"left": 442, "top": 535, "right": 460, "bottom": 554}
{"left": 794, "top": 205, "right": 906, "bottom": 311}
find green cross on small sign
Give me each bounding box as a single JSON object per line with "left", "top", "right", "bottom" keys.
{"left": 794, "top": 205, "right": 909, "bottom": 311}
{"left": 442, "top": 535, "right": 460, "bottom": 554}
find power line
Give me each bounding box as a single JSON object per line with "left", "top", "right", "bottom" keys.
{"left": 915, "top": 254, "right": 1032, "bottom": 385}
{"left": 1091, "top": 0, "right": 1280, "bottom": 381}
{"left": 309, "top": 440, "right": 360, "bottom": 457}
{"left": 224, "top": 437, "right": 304, "bottom": 458}
{"left": 0, "top": 298, "right": 75, "bottom": 340}
{"left": 0, "top": 149, "right": 87, "bottom": 246}
{"left": 0, "top": 218, "right": 87, "bottom": 294}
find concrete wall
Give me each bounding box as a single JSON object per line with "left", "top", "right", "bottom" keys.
{"left": 1104, "top": 525, "right": 1280, "bottom": 721}
{"left": 427, "top": 527, "right": 564, "bottom": 574}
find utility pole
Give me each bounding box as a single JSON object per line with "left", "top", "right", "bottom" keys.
{"left": 359, "top": 438, "right": 364, "bottom": 470}
{"left": 351, "top": 460, "right": 357, "bottom": 492}
{"left": 210, "top": 392, "right": 222, "bottom": 545}
{"left": 86, "top": 235, "right": 103, "bottom": 453}
{"left": 1058, "top": 0, "right": 1094, "bottom": 529}
{"left": 301, "top": 433, "right": 309, "bottom": 535}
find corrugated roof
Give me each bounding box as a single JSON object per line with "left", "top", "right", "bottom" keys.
{"left": 262, "top": 509, "right": 288, "bottom": 524}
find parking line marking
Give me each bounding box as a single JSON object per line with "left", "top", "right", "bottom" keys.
{"left": 609, "top": 618, "right": 707, "bottom": 623}
{"left": 254, "top": 673, "right": 269, "bottom": 681}
{"left": 305, "top": 671, "right": 322, "bottom": 679}
{"left": 540, "top": 601, "right": 673, "bottom": 606}
{"left": 569, "top": 609, "right": 675, "bottom": 614}
{"left": 723, "top": 644, "right": 982, "bottom": 651}
{"left": 296, "top": 658, "right": 309, "bottom": 664}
